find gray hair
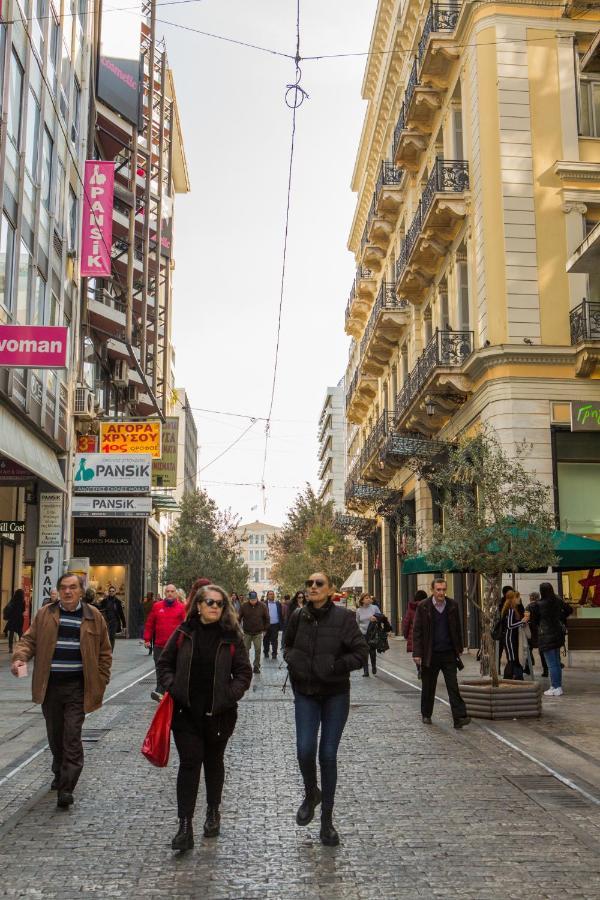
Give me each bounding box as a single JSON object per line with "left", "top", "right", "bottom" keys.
{"left": 57, "top": 573, "right": 85, "bottom": 592}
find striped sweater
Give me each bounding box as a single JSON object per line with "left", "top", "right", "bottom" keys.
{"left": 50, "top": 604, "right": 84, "bottom": 677}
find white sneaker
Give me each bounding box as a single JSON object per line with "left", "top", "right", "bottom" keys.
{"left": 544, "top": 687, "right": 562, "bottom": 696}
{"left": 553, "top": 687, "right": 564, "bottom": 696}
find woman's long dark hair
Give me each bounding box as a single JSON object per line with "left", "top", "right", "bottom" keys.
{"left": 185, "top": 580, "right": 240, "bottom": 632}
{"left": 11, "top": 589, "right": 25, "bottom": 605}
{"left": 289, "top": 590, "right": 306, "bottom": 612}
{"left": 539, "top": 582, "right": 557, "bottom": 601}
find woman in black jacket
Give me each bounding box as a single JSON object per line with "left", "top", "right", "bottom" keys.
{"left": 157, "top": 580, "right": 252, "bottom": 851}
{"left": 3, "top": 589, "right": 25, "bottom": 652}
{"left": 284, "top": 572, "right": 367, "bottom": 847}
{"left": 528, "top": 582, "right": 572, "bottom": 697}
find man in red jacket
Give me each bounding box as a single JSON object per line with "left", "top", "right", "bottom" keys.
{"left": 144, "top": 583, "right": 186, "bottom": 701}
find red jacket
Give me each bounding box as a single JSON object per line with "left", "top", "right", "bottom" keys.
{"left": 144, "top": 599, "right": 186, "bottom": 648}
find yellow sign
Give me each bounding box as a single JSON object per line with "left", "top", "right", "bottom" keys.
{"left": 100, "top": 421, "right": 162, "bottom": 458}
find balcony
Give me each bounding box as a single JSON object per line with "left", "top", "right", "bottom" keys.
{"left": 359, "top": 220, "right": 386, "bottom": 272}
{"left": 346, "top": 365, "right": 377, "bottom": 425}
{"left": 418, "top": 2, "right": 462, "bottom": 86}
{"left": 379, "top": 431, "right": 448, "bottom": 475}
{"left": 393, "top": 101, "right": 429, "bottom": 173}
{"left": 570, "top": 300, "right": 600, "bottom": 344}
{"left": 360, "top": 283, "right": 410, "bottom": 376}
{"left": 345, "top": 267, "right": 377, "bottom": 338}
{"left": 396, "top": 159, "right": 469, "bottom": 299}
{"left": 345, "top": 479, "right": 395, "bottom": 511}
{"left": 87, "top": 286, "right": 127, "bottom": 336}
{"left": 365, "top": 162, "right": 404, "bottom": 253}
{"left": 395, "top": 329, "right": 474, "bottom": 429}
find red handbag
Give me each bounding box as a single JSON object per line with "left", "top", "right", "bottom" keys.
{"left": 141, "top": 692, "right": 174, "bottom": 767}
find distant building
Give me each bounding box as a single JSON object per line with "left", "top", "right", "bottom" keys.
{"left": 173, "top": 388, "right": 198, "bottom": 500}
{"left": 235, "top": 521, "right": 281, "bottom": 596}
{"left": 317, "top": 382, "right": 346, "bottom": 510}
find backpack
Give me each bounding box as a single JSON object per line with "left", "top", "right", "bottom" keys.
{"left": 491, "top": 617, "right": 503, "bottom": 642}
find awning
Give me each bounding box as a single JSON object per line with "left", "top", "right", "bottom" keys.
{"left": 401, "top": 529, "right": 600, "bottom": 575}
{"left": 0, "top": 404, "right": 66, "bottom": 492}
{"left": 341, "top": 569, "right": 364, "bottom": 590}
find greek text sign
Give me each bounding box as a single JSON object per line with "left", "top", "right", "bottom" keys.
{"left": 73, "top": 454, "right": 152, "bottom": 493}
{"left": 81, "top": 161, "right": 115, "bottom": 277}
{"left": 100, "top": 421, "right": 162, "bottom": 458}
{"left": 38, "top": 493, "right": 63, "bottom": 547}
{"left": 152, "top": 417, "right": 179, "bottom": 487}
{"left": 0, "top": 325, "right": 68, "bottom": 368}
{"left": 72, "top": 496, "right": 152, "bottom": 517}
{"left": 571, "top": 401, "right": 600, "bottom": 432}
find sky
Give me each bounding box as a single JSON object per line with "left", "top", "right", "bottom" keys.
{"left": 161, "top": 0, "right": 378, "bottom": 525}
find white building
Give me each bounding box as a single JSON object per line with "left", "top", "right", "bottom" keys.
{"left": 317, "top": 382, "right": 346, "bottom": 510}
{"left": 235, "top": 520, "right": 281, "bottom": 596}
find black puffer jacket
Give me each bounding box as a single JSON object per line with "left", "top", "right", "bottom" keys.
{"left": 529, "top": 596, "right": 572, "bottom": 652}
{"left": 157, "top": 619, "right": 252, "bottom": 715}
{"left": 283, "top": 600, "right": 368, "bottom": 696}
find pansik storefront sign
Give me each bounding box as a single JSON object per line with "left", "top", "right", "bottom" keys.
{"left": 100, "top": 421, "right": 162, "bottom": 458}
{"left": 34, "top": 547, "right": 64, "bottom": 611}
{"left": 152, "top": 417, "right": 179, "bottom": 488}
{"left": 0, "top": 325, "right": 68, "bottom": 368}
{"left": 571, "top": 401, "right": 600, "bottom": 431}
{"left": 38, "top": 492, "right": 63, "bottom": 547}
{"left": 72, "top": 496, "right": 152, "bottom": 517}
{"left": 73, "top": 453, "right": 152, "bottom": 493}
{"left": 81, "top": 161, "right": 115, "bottom": 277}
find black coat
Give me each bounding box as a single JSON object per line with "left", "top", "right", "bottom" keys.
{"left": 283, "top": 600, "right": 368, "bottom": 696}
{"left": 4, "top": 594, "right": 24, "bottom": 631}
{"left": 97, "top": 595, "right": 126, "bottom": 633}
{"left": 412, "top": 596, "right": 464, "bottom": 667}
{"left": 157, "top": 619, "right": 252, "bottom": 715}
{"left": 528, "top": 596, "right": 572, "bottom": 652}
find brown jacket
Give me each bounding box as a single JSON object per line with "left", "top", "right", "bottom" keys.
{"left": 239, "top": 600, "right": 269, "bottom": 634}
{"left": 411, "top": 596, "right": 463, "bottom": 668}
{"left": 12, "top": 601, "right": 112, "bottom": 713}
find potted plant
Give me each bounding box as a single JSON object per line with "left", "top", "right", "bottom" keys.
{"left": 420, "top": 429, "right": 556, "bottom": 719}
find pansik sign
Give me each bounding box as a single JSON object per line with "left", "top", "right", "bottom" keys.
{"left": 72, "top": 496, "right": 152, "bottom": 517}
{"left": 81, "top": 161, "right": 115, "bottom": 277}
{"left": 100, "top": 421, "right": 162, "bottom": 458}
{"left": 34, "top": 547, "right": 63, "bottom": 611}
{"left": 38, "top": 492, "right": 63, "bottom": 547}
{"left": 73, "top": 453, "right": 152, "bottom": 493}
{"left": 571, "top": 401, "right": 600, "bottom": 432}
{"left": 152, "top": 417, "right": 179, "bottom": 487}
{"left": 0, "top": 325, "right": 68, "bottom": 368}
{"left": 97, "top": 0, "right": 142, "bottom": 126}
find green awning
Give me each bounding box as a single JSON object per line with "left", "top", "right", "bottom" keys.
{"left": 401, "top": 529, "right": 600, "bottom": 575}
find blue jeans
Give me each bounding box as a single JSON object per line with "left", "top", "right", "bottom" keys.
{"left": 294, "top": 691, "right": 350, "bottom": 812}
{"left": 544, "top": 647, "right": 562, "bottom": 689}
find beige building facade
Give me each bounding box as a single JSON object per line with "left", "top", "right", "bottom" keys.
{"left": 235, "top": 520, "right": 281, "bottom": 596}
{"left": 342, "top": 0, "right": 600, "bottom": 639}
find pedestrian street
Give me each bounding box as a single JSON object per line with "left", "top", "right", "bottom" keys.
{"left": 0, "top": 648, "right": 599, "bottom": 900}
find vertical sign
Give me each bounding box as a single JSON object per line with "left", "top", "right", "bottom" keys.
{"left": 97, "top": 0, "right": 142, "bottom": 126}
{"left": 152, "top": 417, "right": 179, "bottom": 487}
{"left": 38, "top": 492, "right": 63, "bottom": 547}
{"left": 81, "top": 161, "right": 115, "bottom": 277}
{"left": 34, "top": 547, "right": 64, "bottom": 612}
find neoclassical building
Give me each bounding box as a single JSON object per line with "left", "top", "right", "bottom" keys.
{"left": 342, "top": 0, "right": 600, "bottom": 639}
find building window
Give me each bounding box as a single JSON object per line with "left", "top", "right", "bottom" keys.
{"left": 0, "top": 215, "right": 15, "bottom": 312}
{"left": 249, "top": 549, "right": 254, "bottom": 561}
{"left": 580, "top": 68, "right": 600, "bottom": 138}
{"left": 32, "top": 272, "right": 46, "bottom": 325}
{"left": 7, "top": 50, "right": 24, "bottom": 150}
{"left": 49, "top": 10, "right": 59, "bottom": 92}
{"left": 254, "top": 569, "right": 259, "bottom": 582}
{"left": 15, "top": 240, "right": 31, "bottom": 324}
{"left": 260, "top": 568, "right": 265, "bottom": 581}
{"left": 71, "top": 77, "right": 80, "bottom": 145}
{"left": 55, "top": 160, "right": 65, "bottom": 235}
{"left": 68, "top": 186, "right": 78, "bottom": 251}
{"left": 457, "top": 260, "right": 470, "bottom": 330}
{"left": 260, "top": 534, "right": 265, "bottom": 544}
{"left": 25, "top": 91, "right": 41, "bottom": 179}
{"left": 41, "top": 128, "right": 53, "bottom": 211}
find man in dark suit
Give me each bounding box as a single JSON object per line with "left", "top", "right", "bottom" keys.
{"left": 412, "top": 577, "right": 470, "bottom": 728}
{"left": 263, "top": 590, "right": 283, "bottom": 660}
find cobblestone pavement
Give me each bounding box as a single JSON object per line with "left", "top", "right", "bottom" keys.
{"left": 1, "top": 657, "right": 600, "bottom": 899}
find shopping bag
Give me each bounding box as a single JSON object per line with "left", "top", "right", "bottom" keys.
{"left": 141, "top": 692, "right": 174, "bottom": 767}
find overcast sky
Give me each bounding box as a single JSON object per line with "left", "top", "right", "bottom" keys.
{"left": 162, "top": 0, "right": 377, "bottom": 525}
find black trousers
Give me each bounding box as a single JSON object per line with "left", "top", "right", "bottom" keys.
{"left": 173, "top": 720, "right": 233, "bottom": 818}
{"left": 363, "top": 647, "right": 377, "bottom": 674}
{"left": 263, "top": 625, "right": 279, "bottom": 657}
{"left": 7, "top": 629, "right": 22, "bottom": 652}
{"left": 41, "top": 677, "right": 85, "bottom": 793}
{"left": 420, "top": 651, "right": 467, "bottom": 722}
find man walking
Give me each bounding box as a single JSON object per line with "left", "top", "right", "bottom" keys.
{"left": 144, "top": 583, "right": 186, "bottom": 701}
{"left": 10, "top": 573, "right": 112, "bottom": 809}
{"left": 412, "top": 577, "right": 470, "bottom": 728}
{"left": 97, "top": 585, "right": 126, "bottom": 650}
{"left": 263, "top": 590, "right": 282, "bottom": 660}
{"left": 239, "top": 591, "right": 269, "bottom": 674}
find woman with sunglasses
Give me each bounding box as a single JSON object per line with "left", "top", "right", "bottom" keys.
{"left": 157, "top": 581, "right": 252, "bottom": 852}
{"left": 288, "top": 590, "right": 306, "bottom": 617}
{"left": 284, "top": 572, "right": 367, "bottom": 846}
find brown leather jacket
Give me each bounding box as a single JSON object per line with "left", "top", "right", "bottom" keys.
{"left": 12, "top": 601, "right": 112, "bottom": 713}
{"left": 239, "top": 600, "right": 269, "bottom": 635}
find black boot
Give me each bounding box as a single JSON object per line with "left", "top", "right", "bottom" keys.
{"left": 320, "top": 809, "right": 339, "bottom": 846}
{"left": 203, "top": 805, "right": 221, "bottom": 838}
{"left": 171, "top": 817, "right": 194, "bottom": 851}
{"left": 296, "top": 786, "right": 322, "bottom": 826}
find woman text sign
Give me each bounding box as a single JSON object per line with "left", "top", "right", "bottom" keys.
{"left": 81, "top": 161, "right": 115, "bottom": 277}
{"left": 0, "top": 325, "right": 68, "bottom": 367}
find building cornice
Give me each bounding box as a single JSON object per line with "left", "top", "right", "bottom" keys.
{"left": 554, "top": 160, "right": 600, "bottom": 183}
{"left": 463, "top": 344, "right": 577, "bottom": 381}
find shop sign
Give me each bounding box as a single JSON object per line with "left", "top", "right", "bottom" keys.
{"left": 38, "top": 492, "right": 63, "bottom": 547}
{"left": 74, "top": 526, "right": 132, "bottom": 546}
{"left": 152, "top": 417, "right": 179, "bottom": 487}
{"left": 0, "top": 458, "right": 30, "bottom": 479}
{"left": 73, "top": 453, "right": 152, "bottom": 493}
{"left": 100, "top": 421, "right": 162, "bottom": 458}
{"left": 571, "top": 401, "right": 600, "bottom": 431}
{"left": 97, "top": 0, "right": 143, "bottom": 127}
{"left": 34, "top": 546, "right": 64, "bottom": 611}
{"left": 0, "top": 325, "right": 69, "bottom": 368}
{"left": 81, "top": 160, "right": 115, "bottom": 277}
{"left": 77, "top": 434, "right": 98, "bottom": 453}
{"left": 0, "top": 520, "right": 25, "bottom": 536}
{"left": 72, "top": 496, "right": 152, "bottom": 517}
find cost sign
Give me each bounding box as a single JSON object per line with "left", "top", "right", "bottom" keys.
{"left": 100, "top": 421, "right": 162, "bottom": 458}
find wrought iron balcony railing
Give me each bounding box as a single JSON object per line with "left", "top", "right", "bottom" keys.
{"left": 570, "top": 300, "right": 600, "bottom": 344}
{"left": 395, "top": 329, "right": 474, "bottom": 420}
{"left": 405, "top": 58, "right": 419, "bottom": 112}
{"left": 421, "top": 158, "right": 469, "bottom": 217}
{"left": 418, "top": 2, "right": 462, "bottom": 66}
{"left": 345, "top": 282, "right": 356, "bottom": 328}
{"left": 375, "top": 161, "right": 403, "bottom": 198}
{"left": 360, "top": 283, "right": 408, "bottom": 358}
{"left": 393, "top": 103, "right": 406, "bottom": 158}
{"left": 345, "top": 480, "right": 395, "bottom": 505}
{"left": 345, "top": 368, "right": 360, "bottom": 411}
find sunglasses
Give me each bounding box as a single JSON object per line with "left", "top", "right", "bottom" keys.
{"left": 199, "top": 599, "right": 224, "bottom": 609}
{"left": 305, "top": 579, "right": 325, "bottom": 588}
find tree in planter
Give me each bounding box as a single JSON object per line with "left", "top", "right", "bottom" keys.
{"left": 421, "top": 430, "right": 556, "bottom": 686}
{"left": 164, "top": 489, "right": 249, "bottom": 595}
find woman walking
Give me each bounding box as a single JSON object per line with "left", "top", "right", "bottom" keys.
{"left": 229, "top": 592, "right": 242, "bottom": 617}
{"left": 501, "top": 590, "right": 528, "bottom": 680}
{"left": 157, "top": 581, "right": 252, "bottom": 851}
{"left": 528, "top": 582, "right": 572, "bottom": 697}
{"left": 356, "top": 593, "right": 383, "bottom": 676}
{"left": 288, "top": 590, "right": 306, "bottom": 617}
{"left": 3, "top": 589, "right": 25, "bottom": 653}
{"left": 401, "top": 589, "right": 428, "bottom": 678}
{"left": 284, "top": 572, "right": 367, "bottom": 846}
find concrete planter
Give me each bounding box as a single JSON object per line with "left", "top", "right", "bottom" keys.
{"left": 461, "top": 678, "right": 542, "bottom": 720}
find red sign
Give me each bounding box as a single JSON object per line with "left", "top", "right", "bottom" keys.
{"left": 0, "top": 325, "right": 68, "bottom": 368}
{"left": 0, "top": 458, "right": 30, "bottom": 478}
{"left": 81, "top": 160, "right": 115, "bottom": 277}
{"left": 77, "top": 434, "right": 98, "bottom": 453}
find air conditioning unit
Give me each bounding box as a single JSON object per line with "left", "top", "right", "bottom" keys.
{"left": 113, "top": 359, "right": 130, "bottom": 387}
{"left": 73, "top": 386, "right": 95, "bottom": 420}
